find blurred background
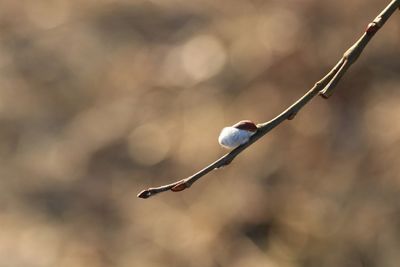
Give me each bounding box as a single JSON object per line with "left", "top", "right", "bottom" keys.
{"left": 0, "top": 0, "right": 399, "bottom": 266}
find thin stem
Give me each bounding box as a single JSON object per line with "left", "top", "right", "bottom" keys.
{"left": 138, "top": 0, "right": 400, "bottom": 199}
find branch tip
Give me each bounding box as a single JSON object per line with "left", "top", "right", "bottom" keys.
{"left": 319, "top": 91, "right": 330, "bottom": 99}
{"left": 137, "top": 189, "right": 152, "bottom": 199}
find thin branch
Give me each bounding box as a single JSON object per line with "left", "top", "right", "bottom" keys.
{"left": 138, "top": 0, "right": 400, "bottom": 199}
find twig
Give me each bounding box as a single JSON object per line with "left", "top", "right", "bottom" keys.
{"left": 138, "top": 0, "right": 400, "bottom": 199}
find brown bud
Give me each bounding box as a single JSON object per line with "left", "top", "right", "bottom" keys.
{"left": 171, "top": 182, "right": 188, "bottom": 192}
{"left": 232, "top": 120, "right": 258, "bottom": 132}
{"left": 288, "top": 112, "right": 297, "bottom": 120}
{"left": 366, "top": 22, "right": 379, "bottom": 35}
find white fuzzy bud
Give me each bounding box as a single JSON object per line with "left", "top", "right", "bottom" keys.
{"left": 218, "top": 120, "right": 257, "bottom": 149}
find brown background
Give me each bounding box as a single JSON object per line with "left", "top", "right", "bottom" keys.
{"left": 0, "top": 0, "right": 399, "bottom": 266}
